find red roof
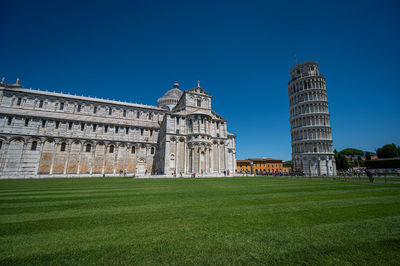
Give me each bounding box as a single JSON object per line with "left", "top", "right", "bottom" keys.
{"left": 247, "top": 158, "right": 282, "bottom": 162}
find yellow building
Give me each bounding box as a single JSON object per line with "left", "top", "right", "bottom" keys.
{"left": 236, "top": 160, "right": 252, "bottom": 173}
{"left": 236, "top": 158, "right": 289, "bottom": 174}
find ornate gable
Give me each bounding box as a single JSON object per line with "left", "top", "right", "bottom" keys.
{"left": 186, "top": 86, "right": 212, "bottom": 97}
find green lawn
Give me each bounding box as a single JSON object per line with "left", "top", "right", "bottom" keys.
{"left": 1, "top": 177, "right": 399, "bottom": 265}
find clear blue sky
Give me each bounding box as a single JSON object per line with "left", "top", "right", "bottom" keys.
{"left": 1, "top": 0, "right": 399, "bottom": 161}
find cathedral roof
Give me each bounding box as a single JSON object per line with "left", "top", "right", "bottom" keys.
{"left": 160, "top": 82, "right": 183, "bottom": 100}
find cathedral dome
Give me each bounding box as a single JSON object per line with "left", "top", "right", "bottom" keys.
{"left": 157, "top": 82, "right": 183, "bottom": 110}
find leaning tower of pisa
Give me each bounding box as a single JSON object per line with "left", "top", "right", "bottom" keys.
{"left": 288, "top": 61, "right": 336, "bottom": 176}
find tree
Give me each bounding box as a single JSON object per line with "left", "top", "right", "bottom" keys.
{"left": 365, "top": 152, "right": 371, "bottom": 161}
{"left": 340, "top": 148, "right": 364, "bottom": 156}
{"left": 335, "top": 151, "right": 349, "bottom": 170}
{"left": 377, "top": 143, "right": 399, "bottom": 158}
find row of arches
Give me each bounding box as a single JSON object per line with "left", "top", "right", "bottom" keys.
{"left": 288, "top": 77, "right": 326, "bottom": 94}
{"left": 0, "top": 136, "right": 156, "bottom": 176}
{"left": 293, "top": 157, "right": 336, "bottom": 176}
{"left": 3, "top": 115, "right": 158, "bottom": 144}
{"left": 162, "top": 137, "right": 231, "bottom": 175}
{"left": 289, "top": 91, "right": 327, "bottom": 106}
{"left": 290, "top": 103, "right": 329, "bottom": 118}
{"left": 292, "top": 142, "right": 333, "bottom": 154}
{"left": 291, "top": 128, "right": 332, "bottom": 141}
{"left": 186, "top": 115, "right": 225, "bottom": 137}
{"left": 291, "top": 115, "right": 330, "bottom": 129}
{"left": 9, "top": 94, "right": 161, "bottom": 122}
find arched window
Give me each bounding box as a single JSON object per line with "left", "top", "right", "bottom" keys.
{"left": 77, "top": 104, "right": 81, "bottom": 112}
{"left": 151, "top": 147, "right": 155, "bottom": 154}
{"left": 197, "top": 99, "right": 201, "bottom": 107}
{"left": 60, "top": 142, "right": 66, "bottom": 151}
{"left": 136, "top": 112, "right": 140, "bottom": 119}
{"left": 31, "top": 141, "right": 37, "bottom": 151}
{"left": 109, "top": 145, "right": 114, "bottom": 153}
{"left": 86, "top": 144, "right": 91, "bottom": 152}
{"left": 131, "top": 146, "right": 135, "bottom": 154}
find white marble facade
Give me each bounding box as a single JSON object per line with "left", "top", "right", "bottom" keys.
{"left": 288, "top": 61, "right": 337, "bottom": 176}
{"left": 0, "top": 80, "right": 236, "bottom": 178}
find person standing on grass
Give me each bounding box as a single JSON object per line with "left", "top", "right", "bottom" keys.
{"left": 366, "top": 168, "right": 373, "bottom": 183}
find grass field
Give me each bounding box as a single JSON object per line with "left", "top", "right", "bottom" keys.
{"left": 1, "top": 177, "right": 400, "bottom": 265}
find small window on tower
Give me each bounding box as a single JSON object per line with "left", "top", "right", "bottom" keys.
{"left": 109, "top": 145, "right": 114, "bottom": 153}
{"left": 123, "top": 109, "right": 126, "bottom": 117}
{"left": 60, "top": 142, "right": 66, "bottom": 152}
{"left": 17, "top": 97, "right": 22, "bottom": 106}
{"left": 31, "top": 141, "right": 38, "bottom": 151}
{"left": 86, "top": 144, "right": 91, "bottom": 152}
{"left": 151, "top": 147, "right": 155, "bottom": 154}
{"left": 60, "top": 102, "right": 64, "bottom": 110}
{"left": 93, "top": 106, "right": 97, "bottom": 114}
{"left": 197, "top": 99, "right": 201, "bottom": 107}
{"left": 131, "top": 146, "right": 135, "bottom": 154}
{"left": 77, "top": 104, "right": 81, "bottom": 112}
{"left": 39, "top": 100, "right": 44, "bottom": 108}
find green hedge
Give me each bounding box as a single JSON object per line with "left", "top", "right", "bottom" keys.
{"left": 364, "top": 158, "right": 400, "bottom": 169}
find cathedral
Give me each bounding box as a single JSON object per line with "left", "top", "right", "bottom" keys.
{"left": 0, "top": 79, "right": 236, "bottom": 178}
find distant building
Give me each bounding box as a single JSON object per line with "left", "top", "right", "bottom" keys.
{"left": 344, "top": 151, "right": 378, "bottom": 161}
{"left": 236, "top": 158, "right": 288, "bottom": 174}
{"left": 288, "top": 61, "right": 336, "bottom": 176}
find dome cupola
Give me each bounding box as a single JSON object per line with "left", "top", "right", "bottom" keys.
{"left": 157, "top": 81, "right": 183, "bottom": 110}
